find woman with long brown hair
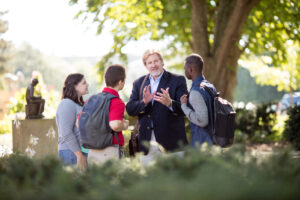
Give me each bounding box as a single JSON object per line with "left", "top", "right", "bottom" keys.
{"left": 56, "top": 73, "right": 89, "bottom": 169}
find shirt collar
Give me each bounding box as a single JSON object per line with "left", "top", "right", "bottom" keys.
{"left": 149, "top": 70, "right": 164, "bottom": 82}
{"left": 102, "top": 87, "right": 120, "bottom": 98}
{"left": 192, "top": 75, "right": 205, "bottom": 87}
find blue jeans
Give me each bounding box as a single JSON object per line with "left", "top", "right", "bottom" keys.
{"left": 59, "top": 150, "right": 88, "bottom": 166}
{"left": 190, "top": 126, "right": 213, "bottom": 147}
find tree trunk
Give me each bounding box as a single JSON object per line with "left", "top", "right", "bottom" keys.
{"left": 190, "top": 0, "right": 260, "bottom": 101}
{"left": 203, "top": 46, "right": 241, "bottom": 101}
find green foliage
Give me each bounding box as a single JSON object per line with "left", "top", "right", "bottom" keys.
{"left": 241, "top": 41, "right": 300, "bottom": 93}
{"left": 0, "top": 11, "right": 10, "bottom": 76}
{"left": 5, "top": 43, "right": 101, "bottom": 95}
{"left": 0, "top": 115, "right": 11, "bottom": 134}
{"left": 70, "top": 0, "right": 300, "bottom": 82}
{"left": 1, "top": 146, "right": 300, "bottom": 199}
{"left": 234, "top": 102, "right": 279, "bottom": 143}
{"left": 235, "top": 106, "right": 256, "bottom": 137}
{"left": 283, "top": 105, "right": 300, "bottom": 150}
{"left": 69, "top": 0, "right": 194, "bottom": 75}
{"left": 0, "top": 83, "right": 59, "bottom": 134}
{"left": 256, "top": 103, "right": 277, "bottom": 135}
{"left": 7, "top": 88, "right": 26, "bottom": 114}
{"left": 244, "top": 0, "right": 300, "bottom": 67}
{"left": 6, "top": 43, "right": 68, "bottom": 91}
{"left": 6, "top": 77, "right": 59, "bottom": 118}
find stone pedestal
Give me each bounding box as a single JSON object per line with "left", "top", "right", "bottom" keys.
{"left": 12, "top": 119, "right": 58, "bottom": 158}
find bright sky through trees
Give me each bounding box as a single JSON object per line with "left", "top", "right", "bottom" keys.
{"left": 1, "top": 0, "right": 113, "bottom": 57}
{"left": 1, "top": 0, "right": 168, "bottom": 58}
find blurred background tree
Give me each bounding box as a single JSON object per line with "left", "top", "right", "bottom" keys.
{"left": 7, "top": 43, "right": 63, "bottom": 90}
{"left": 234, "top": 67, "right": 285, "bottom": 103}
{"left": 0, "top": 11, "right": 11, "bottom": 89}
{"left": 69, "top": 0, "right": 299, "bottom": 101}
{"left": 5, "top": 42, "right": 100, "bottom": 95}
{"left": 241, "top": 41, "right": 300, "bottom": 102}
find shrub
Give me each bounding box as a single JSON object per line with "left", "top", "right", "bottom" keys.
{"left": 0, "top": 146, "right": 299, "bottom": 199}
{"left": 0, "top": 86, "right": 59, "bottom": 135}
{"left": 234, "top": 106, "right": 256, "bottom": 137}
{"left": 234, "top": 102, "right": 278, "bottom": 142}
{"left": 7, "top": 88, "right": 27, "bottom": 115}
{"left": 255, "top": 102, "right": 277, "bottom": 135}
{"left": 7, "top": 87, "right": 59, "bottom": 118}
{"left": 283, "top": 105, "right": 300, "bottom": 150}
{"left": 0, "top": 115, "right": 11, "bottom": 134}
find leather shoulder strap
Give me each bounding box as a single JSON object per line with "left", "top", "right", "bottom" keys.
{"left": 139, "top": 75, "right": 149, "bottom": 100}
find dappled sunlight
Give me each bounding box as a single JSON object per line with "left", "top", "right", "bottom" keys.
{"left": 0, "top": 0, "right": 299, "bottom": 198}
{"left": 240, "top": 41, "right": 300, "bottom": 93}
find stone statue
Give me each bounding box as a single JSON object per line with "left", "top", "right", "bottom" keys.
{"left": 25, "top": 78, "right": 45, "bottom": 119}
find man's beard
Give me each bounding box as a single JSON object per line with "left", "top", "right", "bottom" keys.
{"left": 150, "top": 70, "right": 162, "bottom": 77}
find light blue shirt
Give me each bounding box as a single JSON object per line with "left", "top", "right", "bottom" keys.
{"left": 149, "top": 71, "right": 164, "bottom": 105}
{"left": 149, "top": 70, "right": 173, "bottom": 110}
{"left": 148, "top": 70, "right": 173, "bottom": 141}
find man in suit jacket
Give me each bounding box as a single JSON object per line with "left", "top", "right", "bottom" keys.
{"left": 126, "top": 49, "right": 188, "bottom": 155}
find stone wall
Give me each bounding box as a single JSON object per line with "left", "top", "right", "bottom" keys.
{"left": 12, "top": 119, "right": 58, "bottom": 158}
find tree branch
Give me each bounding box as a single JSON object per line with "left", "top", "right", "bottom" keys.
{"left": 212, "top": 0, "right": 237, "bottom": 54}
{"left": 191, "top": 0, "right": 210, "bottom": 56}
{"left": 214, "top": 0, "right": 261, "bottom": 80}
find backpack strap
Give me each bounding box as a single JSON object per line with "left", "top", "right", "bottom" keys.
{"left": 130, "top": 74, "right": 149, "bottom": 155}
{"left": 139, "top": 74, "right": 149, "bottom": 100}
{"left": 113, "top": 132, "right": 123, "bottom": 159}
{"left": 200, "top": 83, "right": 219, "bottom": 98}
{"left": 101, "top": 92, "right": 118, "bottom": 133}
{"left": 199, "top": 82, "right": 217, "bottom": 118}
{"left": 199, "top": 83, "right": 217, "bottom": 144}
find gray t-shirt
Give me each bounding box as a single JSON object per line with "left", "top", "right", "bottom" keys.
{"left": 56, "top": 98, "right": 82, "bottom": 152}
{"left": 181, "top": 90, "right": 208, "bottom": 127}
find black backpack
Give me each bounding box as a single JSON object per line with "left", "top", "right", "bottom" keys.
{"left": 78, "top": 92, "right": 118, "bottom": 149}
{"left": 201, "top": 84, "right": 236, "bottom": 147}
